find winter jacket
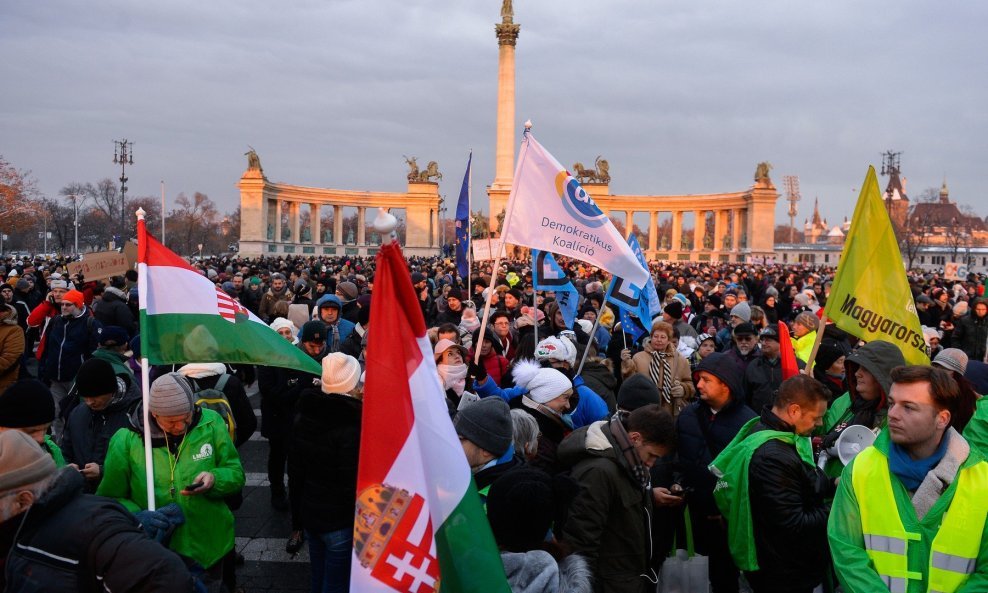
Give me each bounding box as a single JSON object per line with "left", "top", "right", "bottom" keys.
{"left": 828, "top": 428, "right": 988, "bottom": 593}
{"left": 97, "top": 407, "right": 245, "bottom": 569}
{"left": 745, "top": 409, "right": 832, "bottom": 591}
{"left": 792, "top": 330, "right": 817, "bottom": 363}
{"left": 91, "top": 347, "right": 136, "bottom": 386}
{"left": 742, "top": 355, "right": 804, "bottom": 413}
{"left": 817, "top": 340, "right": 905, "bottom": 476}
{"left": 61, "top": 378, "right": 140, "bottom": 491}
{"left": 0, "top": 306, "right": 24, "bottom": 393}
{"left": 313, "top": 294, "right": 356, "bottom": 347}
{"left": 501, "top": 551, "right": 593, "bottom": 593}
{"left": 512, "top": 399, "right": 572, "bottom": 476}
{"left": 93, "top": 287, "right": 136, "bottom": 336}
{"left": 3, "top": 468, "right": 193, "bottom": 593}
{"left": 676, "top": 352, "right": 757, "bottom": 517}
{"left": 952, "top": 307, "right": 988, "bottom": 362}
{"left": 559, "top": 421, "right": 654, "bottom": 593}
{"left": 288, "top": 388, "right": 361, "bottom": 534}
{"left": 258, "top": 287, "right": 293, "bottom": 322}
{"left": 579, "top": 359, "right": 618, "bottom": 414}
{"left": 622, "top": 342, "right": 695, "bottom": 418}
{"left": 257, "top": 345, "right": 324, "bottom": 438}
{"left": 41, "top": 308, "right": 101, "bottom": 382}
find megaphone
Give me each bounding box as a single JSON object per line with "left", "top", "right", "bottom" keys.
{"left": 817, "top": 425, "right": 878, "bottom": 469}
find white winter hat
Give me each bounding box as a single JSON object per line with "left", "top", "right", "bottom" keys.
{"left": 269, "top": 317, "right": 297, "bottom": 333}
{"left": 534, "top": 336, "right": 576, "bottom": 367}
{"left": 513, "top": 359, "right": 572, "bottom": 404}
{"left": 321, "top": 353, "right": 361, "bottom": 394}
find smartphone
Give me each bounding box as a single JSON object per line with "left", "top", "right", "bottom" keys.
{"left": 185, "top": 481, "right": 204, "bottom": 492}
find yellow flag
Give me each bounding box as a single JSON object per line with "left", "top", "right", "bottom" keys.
{"left": 824, "top": 166, "right": 929, "bottom": 365}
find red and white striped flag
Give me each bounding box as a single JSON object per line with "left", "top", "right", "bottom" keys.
{"left": 352, "top": 241, "right": 510, "bottom": 593}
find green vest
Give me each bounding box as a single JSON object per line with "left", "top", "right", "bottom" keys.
{"left": 852, "top": 445, "right": 988, "bottom": 593}
{"left": 709, "top": 417, "right": 815, "bottom": 571}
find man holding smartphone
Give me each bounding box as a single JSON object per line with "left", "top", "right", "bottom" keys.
{"left": 98, "top": 372, "right": 245, "bottom": 592}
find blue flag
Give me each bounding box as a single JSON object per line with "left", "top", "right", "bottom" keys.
{"left": 454, "top": 152, "right": 472, "bottom": 279}
{"left": 532, "top": 250, "right": 578, "bottom": 329}
{"left": 605, "top": 234, "right": 656, "bottom": 340}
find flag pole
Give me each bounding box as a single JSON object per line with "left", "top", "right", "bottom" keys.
{"left": 475, "top": 123, "right": 532, "bottom": 365}
{"left": 135, "top": 207, "right": 156, "bottom": 511}
{"left": 140, "top": 357, "right": 155, "bottom": 510}
{"left": 467, "top": 149, "right": 473, "bottom": 291}
{"left": 575, "top": 302, "right": 604, "bottom": 376}
{"left": 803, "top": 313, "right": 829, "bottom": 375}
{"left": 532, "top": 285, "right": 538, "bottom": 349}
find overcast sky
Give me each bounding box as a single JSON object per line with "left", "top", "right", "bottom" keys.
{"left": 2, "top": 0, "right": 985, "bottom": 232}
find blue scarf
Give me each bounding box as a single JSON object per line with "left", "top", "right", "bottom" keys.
{"left": 888, "top": 432, "right": 951, "bottom": 491}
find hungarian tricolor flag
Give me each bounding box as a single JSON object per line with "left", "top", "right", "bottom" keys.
{"left": 137, "top": 216, "right": 320, "bottom": 375}
{"left": 352, "top": 241, "right": 509, "bottom": 593}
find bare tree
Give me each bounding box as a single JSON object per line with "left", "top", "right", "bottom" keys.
{"left": 898, "top": 188, "right": 938, "bottom": 270}
{"left": 167, "top": 192, "right": 220, "bottom": 256}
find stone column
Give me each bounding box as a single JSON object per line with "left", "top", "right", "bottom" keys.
{"left": 334, "top": 205, "right": 343, "bottom": 245}
{"left": 732, "top": 209, "right": 742, "bottom": 252}
{"left": 714, "top": 210, "right": 726, "bottom": 253}
{"left": 492, "top": 14, "right": 521, "bottom": 193}
{"left": 275, "top": 200, "right": 283, "bottom": 242}
{"left": 671, "top": 211, "right": 683, "bottom": 253}
{"left": 289, "top": 202, "right": 300, "bottom": 244}
{"left": 311, "top": 203, "right": 321, "bottom": 245}
{"left": 649, "top": 211, "right": 658, "bottom": 252}
{"left": 694, "top": 210, "right": 706, "bottom": 251}
{"left": 357, "top": 207, "right": 366, "bottom": 245}
{"left": 431, "top": 209, "right": 439, "bottom": 247}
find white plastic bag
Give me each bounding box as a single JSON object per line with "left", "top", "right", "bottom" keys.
{"left": 658, "top": 508, "right": 709, "bottom": 593}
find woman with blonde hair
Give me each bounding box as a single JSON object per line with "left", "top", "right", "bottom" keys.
{"left": 620, "top": 320, "right": 694, "bottom": 418}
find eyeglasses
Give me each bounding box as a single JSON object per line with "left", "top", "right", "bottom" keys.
{"left": 60, "top": 302, "right": 75, "bottom": 308}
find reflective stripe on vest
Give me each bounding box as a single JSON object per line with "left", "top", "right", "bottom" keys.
{"left": 852, "top": 445, "right": 988, "bottom": 593}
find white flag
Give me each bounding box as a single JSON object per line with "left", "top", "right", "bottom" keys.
{"left": 501, "top": 133, "right": 648, "bottom": 289}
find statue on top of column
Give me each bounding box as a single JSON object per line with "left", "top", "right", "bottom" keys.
{"left": 754, "top": 161, "right": 772, "bottom": 182}
{"left": 501, "top": 0, "right": 513, "bottom": 21}
{"left": 245, "top": 146, "right": 263, "bottom": 173}
{"left": 404, "top": 156, "right": 420, "bottom": 182}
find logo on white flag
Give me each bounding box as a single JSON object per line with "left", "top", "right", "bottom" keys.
{"left": 554, "top": 171, "right": 608, "bottom": 228}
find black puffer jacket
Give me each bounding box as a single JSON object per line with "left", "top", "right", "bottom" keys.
{"left": 952, "top": 304, "right": 988, "bottom": 362}
{"left": 2, "top": 469, "right": 192, "bottom": 592}
{"left": 746, "top": 409, "right": 832, "bottom": 591}
{"left": 257, "top": 345, "right": 325, "bottom": 438}
{"left": 93, "top": 287, "right": 136, "bottom": 336}
{"left": 676, "top": 352, "right": 756, "bottom": 517}
{"left": 288, "top": 388, "right": 361, "bottom": 534}
{"left": 61, "top": 379, "right": 140, "bottom": 492}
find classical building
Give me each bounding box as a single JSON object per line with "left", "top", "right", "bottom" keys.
{"left": 486, "top": 3, "right": 778, "bottom": 263}
{"left": 909, "top": 180, "right": 988, "bottom": 246}
{"left": 237, "top": 153, "right": 443, "bottom": 258}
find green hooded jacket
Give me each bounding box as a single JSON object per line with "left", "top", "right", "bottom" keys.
{"left": 827, "top": 428, "right": 988, "bottom": 593}
{"left": 97, "top": 408, "right": 245, "bottom": 569}
{"left": 92, "top": 348, "right": 135, "bottom": 383}
{"left": 43, "top": 434, "right": 66, "bottom": 467}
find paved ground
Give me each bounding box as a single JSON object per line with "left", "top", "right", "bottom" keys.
{"left": 232, "top": 384, "right": 313, "bottom": 592}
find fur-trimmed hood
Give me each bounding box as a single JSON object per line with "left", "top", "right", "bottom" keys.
{"left": 500, "top": 551, "right": 592, "bottom": 593}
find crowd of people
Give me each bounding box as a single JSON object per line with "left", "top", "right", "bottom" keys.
{"left": 0, "top": 251, "right": 987, "bottom": 593}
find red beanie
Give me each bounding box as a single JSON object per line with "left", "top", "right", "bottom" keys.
{"left": 62, "top": 289, "right": 85, "bottom": 309}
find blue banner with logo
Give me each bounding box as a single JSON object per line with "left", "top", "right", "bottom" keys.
{"left": 532, "top": 250, "right": 578, "bottom": 329}
{"left": 454, "top": 152, "right": 472, "bottom": 279}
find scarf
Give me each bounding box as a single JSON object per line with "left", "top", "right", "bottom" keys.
{"left": 649, "top": 350, "right": 673, "bottom": 404}
{"left": 330, "top": 323, "right": 340, "bottom": 352}
{"left": 521, "top": 396, "right": 574, "bottom": 430}
{"left": 609, "top": 413, "right": 651, "bottom": 491}
{"left": 888, "top": 432, "right": 951, "bottom": 491}
{"left": 437, "top": 363, "right": 468, "bottom": 395}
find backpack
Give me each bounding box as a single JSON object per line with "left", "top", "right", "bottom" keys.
{"left": 191, "top": 374, "right": 236, "bottom": 441}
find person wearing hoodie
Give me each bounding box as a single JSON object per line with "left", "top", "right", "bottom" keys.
{"left": 93, "top": 277, "right": 137, "bottom": 336}
{"left": 676, "top": 351, "right": 757, "bottom": 593}
{"left": 97, "top": 372, "right": 245, "bottom": 590}
{"left": 488, "top": 467, "right": 592, "bottom": 593}
{"left": 334, "top": 280, "right": 360, "bottom": 324}
{"left": 91, "top": 325, "right": 137, "bottom": 387}
{"left": 0, "top": 303, "right": 24, "bottom": 393}
{"left": 559, "top": 404, "right": 675, "bottom": 593}
{"left": 817, "top": 340, "right": 906, "bottom": 478}
{"left": 61, "top": 357, "right": 140, "bottom": 493}
{"left": 314, "top": 294, "right": 356, "bottom": 353}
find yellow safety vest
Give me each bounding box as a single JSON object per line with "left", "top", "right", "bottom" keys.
{"left": 852, "top": 446, "right": 988, "bottom": 593}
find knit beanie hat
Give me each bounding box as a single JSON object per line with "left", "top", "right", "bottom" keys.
{"left": 75, "top": 358, "right": 119, "bottom": 398}
{"left": 933, "top": 348, "right": 969, "bottom": 375}
{"left": 149, "top": 373, "right": 194, "bottom": 416}
{"left": 730, "top": 301, "right": 751, "bottom": 322}
{"left": 815, "top": 339, "right": 847, "bottom": 372}
{"left": 0, "top": 430, "right": 56, "bottom": 492}
{"left": 49, "top": 278, "right": 68, "bottom": 290}
{"left": 664, "top": 300, "right": 683, "bottom": 320}
{"left": 14, "top": 279, "right": 29, "bottom": 292}
{"left": 617, "top": 374, "right": 661, "bottom": 411}
{"left": 513, "top": 360, "right": 572, "bottom": 404}
{"left": 534, "top": 336, "right": 576, "bottom": 367}
{"left": 0, "top": 380, "right": 56, "bottom": 427}
{"left": 62, "top": 289, "right": 85, "bottom": 309}
{"left": 486, "top": 467, "right": 556, "bottom": 552}
{"left": 337, "top": 281, "right": 359, "bottom": 301}
{"left": 321, "top": 353, "right": 362, "bottom": 394}
{"left": 453, "top": 397, "right": 513, "bottom": 457}
{"left": 269, "top": 317, "right": 297, "bottom": 334}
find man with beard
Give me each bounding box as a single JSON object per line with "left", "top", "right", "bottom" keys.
{"left": 258, "top": 272, "right": 293, "bottom": 323}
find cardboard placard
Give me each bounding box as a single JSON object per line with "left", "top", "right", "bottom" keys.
{"left": 68, "top": 250, "right": 132, "bottom": 282}
{"left": 471, "top": 238, "right": 504, "bottom": 262}
{"left": 944, "top": 262, "right": 968, "bottom": 281}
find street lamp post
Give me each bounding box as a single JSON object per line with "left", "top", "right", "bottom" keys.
{"left": 113, "top": 139, "right": 134, "bottom": 247}
{"left": 70, "top": 194, "right": 79, "bottom": 255}
{"left": 438, "top": 196, "right": 448, "bottom": 253}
